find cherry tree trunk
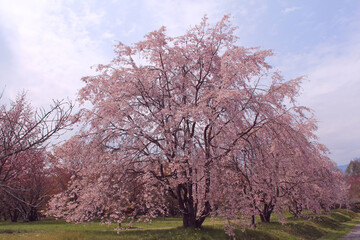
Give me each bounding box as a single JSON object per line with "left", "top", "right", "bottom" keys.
{"left": 259, "top": 212, "right": 271, "bottom": 222}
{"left": 9, "top": 209, "right": 19, "bottom": 222}
{"left": 177, "top": 184, "right": 209, "bottom": 228}
{"left": 259, "top": 203, "right": 274, "bottom": 223}
{"left": 28, "top": 208, "right": 39, "bottom": 221}
{"left": 181, "top": 207, "right": 207, "bottom": 228}
{"left": 182, "top": 212, "right": 202, "bottom": 228}
{"left": 289, "top": 202, "right": 303, "bottom": 217}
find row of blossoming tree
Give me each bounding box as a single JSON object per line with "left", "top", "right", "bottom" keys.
{"left": 16, "top": 16, "right": 343, "bottom": 230}
{"left": 345, "top": 158, "right": 360, "bottom": 211}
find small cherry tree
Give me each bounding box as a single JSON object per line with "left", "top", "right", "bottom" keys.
{"left": 1, "top": 149, "right": 55, "bottom": 222}
{"left": 0, "top": 93, "right": 72, "bottom": 221}
{"left": 48, "top": 16, "right": 345, "bottom": 228}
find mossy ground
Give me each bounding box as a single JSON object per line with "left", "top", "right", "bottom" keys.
{"left": 0, "top": 209, "right": 358, "bottom": 240}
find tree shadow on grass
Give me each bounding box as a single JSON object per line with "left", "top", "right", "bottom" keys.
{"left": 254, "top": 221, "right": 325, "bottom": 240}
{"left": 284, "top": 222, "right": 324, "bottom": 240}
{"left": 312, "top": 215, "right": 340, "bottom": 230}
{"left": 103, "top": 225, "right": 279, "bottom": 240}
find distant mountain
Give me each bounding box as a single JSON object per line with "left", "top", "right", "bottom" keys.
{"left": 337, "top": 164, "right": 348, "bottom": 173}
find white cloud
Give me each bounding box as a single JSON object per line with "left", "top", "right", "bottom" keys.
{"left": 282, "top": 6, "right": 300, "bottom": 14}
{"left": 102, "top": 31, "right": 115, "bottom": 39}
{"left": 277, "top": 36, "right": 360, "bottom": 164}
{"left": 0, "top": 0, "right": 108, "bottom": 107}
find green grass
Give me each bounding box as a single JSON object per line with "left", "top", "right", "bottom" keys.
{"left": 0, "top": 209, "right": 359, "bottom": 240}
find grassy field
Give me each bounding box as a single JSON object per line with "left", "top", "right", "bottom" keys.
{"left": 0, "top": 209, "right": 359, "bottom": 240}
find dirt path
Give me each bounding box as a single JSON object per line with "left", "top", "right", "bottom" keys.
{"left": 341, "top": 224, "right": 360, "bottom": 239}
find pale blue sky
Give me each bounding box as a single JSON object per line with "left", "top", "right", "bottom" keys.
{"left": 0, "top": 0, "right": 359, "bottom": 165}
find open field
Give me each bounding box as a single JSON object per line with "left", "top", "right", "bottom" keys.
{"left": 0, "top": 209, "right": 359, "bottom": 240}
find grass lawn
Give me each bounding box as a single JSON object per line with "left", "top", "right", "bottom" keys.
{"left": 0, "top": 209, "right": 359, "bottom": 240}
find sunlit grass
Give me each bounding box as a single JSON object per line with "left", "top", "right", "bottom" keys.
{"left": 0, "top": 209, "right": 359, "bottom": 240}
